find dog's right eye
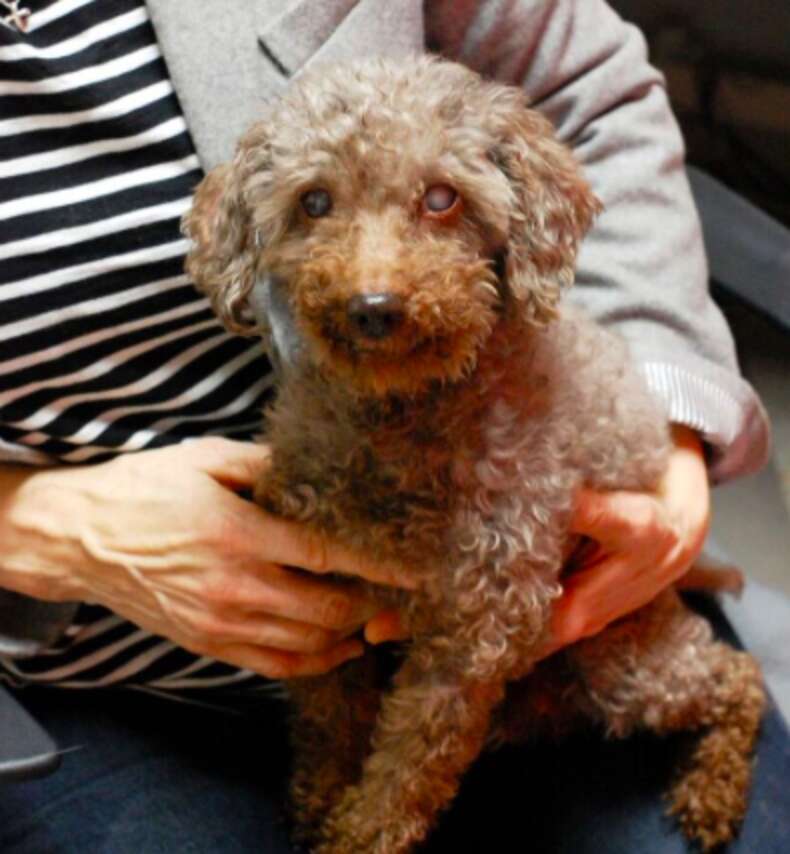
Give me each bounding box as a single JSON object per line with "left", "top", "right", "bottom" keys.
{"left": 300, "top": 189, "right": 333, "bottom": 218}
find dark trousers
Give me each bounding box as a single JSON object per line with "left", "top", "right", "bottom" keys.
{"left": 2, "top": 598, "right": 789, "bottom": 853}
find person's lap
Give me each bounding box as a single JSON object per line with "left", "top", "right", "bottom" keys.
{"left": 2, "top": 599, "right": 789, "bottom": 854}
{"left": 0, "top": 687, "right": 294, "bottom": 854}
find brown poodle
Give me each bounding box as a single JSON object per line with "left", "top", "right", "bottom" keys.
{"left": 184, "top": 56, "right": 765, "bottom": 854}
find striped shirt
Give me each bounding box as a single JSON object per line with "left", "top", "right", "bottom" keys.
{"left": 0, "top": 0, "right": 278, "bottom": 700}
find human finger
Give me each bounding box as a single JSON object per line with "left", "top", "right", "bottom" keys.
{"left": 195, "top": 556, "right": 373, "bottom": 630}
{"left": 240, "top": 563, "right": 380, "bottom": 631}
{"left": 217, "top": 637, "right": 365, "bottom": 680}
{"left": 548, "top": 556, "right": 660, "bottom": 652}
{"left": 233, "top": 502, "right": 416, "bottom": 590}
{"left": 188, "top": 436, "right": 272, "bottom": 490}
{"left": 570, "top": 487, "right": 669, "bottom": 550}
{"left": 677, "top": 560, "right": 744, "bottom": 596}
{"left": 364, "top": 609, "right": 408, "bottom": 644}
{"left": 192, "top": 609, "right": 354, "bottom": 654}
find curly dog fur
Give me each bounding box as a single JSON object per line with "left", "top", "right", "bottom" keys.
{"left": 185, "top": 56, "right": 765, "bottom": 853}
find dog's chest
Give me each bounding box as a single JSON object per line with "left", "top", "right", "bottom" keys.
{"left": 262, "top": 368, "right": 566, "bottom": 573}
{"left": 262, "top": 387, "right": 471, "bottom": 563}
{"left": 304, "top": 433, "right": 458, "bottom": 558}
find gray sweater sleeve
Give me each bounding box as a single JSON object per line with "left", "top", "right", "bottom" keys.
{"left": 426, "top": 0, "right": 770, "bottom": 483}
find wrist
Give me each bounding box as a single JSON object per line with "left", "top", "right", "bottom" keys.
{"left": 665, "top": 424, "right": 711, "bottom": 550}
{"left": 671, "top": 423, "right": 704, "bottom": 454}
{"left": 0, "top": 465, "right": 87, "bottom": 603}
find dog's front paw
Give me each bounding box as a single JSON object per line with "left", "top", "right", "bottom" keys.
{"left": 668, "top": 742, "right": 752, "bottom": 853}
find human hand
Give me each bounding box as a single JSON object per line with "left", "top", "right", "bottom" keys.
{"left": 541, "top": 425, "right": 710, "bottom": 658}
{"left": 0, "top": 439, "right": 413, "bottom": 678}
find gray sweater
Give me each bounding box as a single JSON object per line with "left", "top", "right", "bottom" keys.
{"left": 0, "top": 0, "right": 771, "bottom": 656}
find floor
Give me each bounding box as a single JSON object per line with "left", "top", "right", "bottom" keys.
{"left": 709, "top": 296, "right": 790, "bottom": 597}
{"left": 703, "top": 297, "right": 790, "bottom": 719}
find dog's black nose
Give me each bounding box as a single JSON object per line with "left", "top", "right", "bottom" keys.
{"left": 347, "top": 293, "right": 405, "bottom": 340}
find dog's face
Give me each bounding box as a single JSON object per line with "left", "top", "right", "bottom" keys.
{"left": 185, "top": 57, "right": 600, "bottom": 396}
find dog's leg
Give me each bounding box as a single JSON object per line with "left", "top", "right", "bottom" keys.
{"left": 316, "top": 650, "right": 505, "bottom": 854}
{"left": 287, "top": 653, "right": 381, "bottom": 848}
{"left": 567, "top": 590, "right": 765, "bottom": 852}
{"left": 314, "top": 544, "right": 560, "bottom": 854}
{"left": 665, "top": 645, "right": 764, "bottom": 851}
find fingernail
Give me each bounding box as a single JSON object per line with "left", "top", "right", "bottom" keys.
{"left": 364, "top": 623, "right": 382, "bottom": 645}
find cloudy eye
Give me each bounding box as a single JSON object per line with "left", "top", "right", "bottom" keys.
{"left": 422, "top": 184, "right": 460, "bottom": 218}
{"left": 300, "top": 188, "right": 333, "bottom": 218}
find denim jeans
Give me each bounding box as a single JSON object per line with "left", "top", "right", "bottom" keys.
{"left": 2, "top": 598, "right": 788, "bottom": 853}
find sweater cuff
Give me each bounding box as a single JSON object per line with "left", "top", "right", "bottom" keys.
{"left": 639, "top": 361, "right": 771, "bottom": 483}
{"left": 0, "top": 593, "right": 78, "bottom": 658}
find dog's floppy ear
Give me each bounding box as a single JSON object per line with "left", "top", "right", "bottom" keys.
{"left": 183, "top": 124, "right": 271, "bottom": 335}
{"left": 491, "top": 94, "right": 602, "bottom": 324}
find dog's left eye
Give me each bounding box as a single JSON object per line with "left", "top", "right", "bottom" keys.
{"left": 422, "top": 184, "right": 460, "bottom": 218}
{"left": 301, "top": 189, "right": 333, "bottom": 218}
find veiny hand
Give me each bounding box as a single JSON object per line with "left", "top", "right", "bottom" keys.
{"left": 541, "top": 425, "right": 710, "bottom": 657}
{"left": 0, "top": 438, "right": 413, "bottom": 679}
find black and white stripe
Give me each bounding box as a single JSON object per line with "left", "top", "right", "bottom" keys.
{"left": 0, "top": 603, "right": 285, "bottom": 707}
{"left": 0, "top": 1, "right": 276, "bottom": 695}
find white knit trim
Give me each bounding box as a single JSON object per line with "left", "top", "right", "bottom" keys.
{"left": 641, "top": 362, "right": 742, "bottom": 446}
{"left": 639, "top": 361, "right": 771, "bottom": 481}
